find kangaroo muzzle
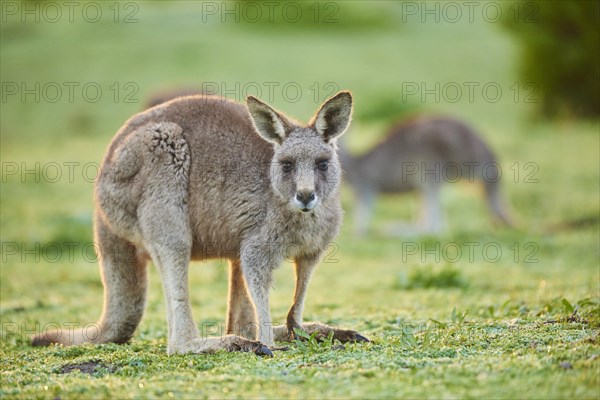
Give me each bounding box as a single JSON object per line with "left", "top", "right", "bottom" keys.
{"left": 293, "top": 191, "right": 318, "bottom": 212}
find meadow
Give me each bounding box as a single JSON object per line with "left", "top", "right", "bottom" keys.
{"left": 1, "top": 2, "right": 598, "bottom": 399}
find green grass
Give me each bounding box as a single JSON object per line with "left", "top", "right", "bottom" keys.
{"left": 395, "top": 264, "right": 468, "bottom": 290}
{"left": 1, "top": 2, "right": 599, "bottom": 399}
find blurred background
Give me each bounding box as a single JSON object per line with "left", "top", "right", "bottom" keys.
{"left": 0, "top": 0, "right": 600, "bottom": 398}
{"left": 0, "top": 1, "right": 598, "bottom": 397}
{"left": 2, "top": 0, "right": 598, "bottom": 242}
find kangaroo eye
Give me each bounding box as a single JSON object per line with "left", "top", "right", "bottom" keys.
{"left": 317, "top": 160, "right": 329, "bottom": 171}
{"left": 281, "top": 161, "right": 293, "bottom": 173}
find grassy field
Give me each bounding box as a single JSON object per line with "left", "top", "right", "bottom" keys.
{"left": 1, "top": 2, "right": 599, "bottom": 399}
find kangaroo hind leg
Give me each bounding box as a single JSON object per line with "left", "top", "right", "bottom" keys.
{"left": 32, "top": 215, "right": 148, "bottom": 347}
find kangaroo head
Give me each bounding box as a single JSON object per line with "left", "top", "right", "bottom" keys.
{"left": 247, "top": 91, "right": 353, "bottom": 213}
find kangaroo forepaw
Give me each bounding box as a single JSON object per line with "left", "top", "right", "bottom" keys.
{"left": 252, "top": 342, "right": 274, "bottom": 357}
{"left": 286, "top": 323, "right": 370, "bottom": 344}
{"left": 333, "top": 329, "right": 370, "bottom": 343}
{"left": 226, "top": 337, "right": 273, "bottom": 357}
{"left": 285, "top": 322, "right": 303, "bottom": 341}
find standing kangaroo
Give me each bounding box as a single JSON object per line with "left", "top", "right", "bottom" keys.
{"left": 32, "top": 92, "right": 368, "bottom": 356}
{"left": 340, "top": 116, "right": 512, "bottom": 236}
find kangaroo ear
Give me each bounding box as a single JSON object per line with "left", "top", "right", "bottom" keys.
{"left": 247, "top": 96, "right": 288, "bottom": 145}
{"left": 312, "top": 91, "right": 353, "bottom": 142}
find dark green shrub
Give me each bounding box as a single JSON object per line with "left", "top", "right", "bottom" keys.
{"left": 503, "top": 1, "right": 599, "bottom": 118}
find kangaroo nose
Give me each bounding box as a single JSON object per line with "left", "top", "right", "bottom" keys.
{"left": 296, "top": 191, "right": 316, "bottom": 204}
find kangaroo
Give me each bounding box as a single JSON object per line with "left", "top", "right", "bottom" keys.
{"left": 339, "top": 116, "right": 512, "bottom": 236}
{"left": 32, "top": 92, "right": 368, "bottom": 356}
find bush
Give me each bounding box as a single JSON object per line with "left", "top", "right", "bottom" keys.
{"left": 503, "top": 1, "right": 600, "bottom": 118}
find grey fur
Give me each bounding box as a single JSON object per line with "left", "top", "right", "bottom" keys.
{"left": 32, "top": 92, "right": 368, "bottom": 355}
{"left": 340, "top": 116, "right": 512, "bottom": 236}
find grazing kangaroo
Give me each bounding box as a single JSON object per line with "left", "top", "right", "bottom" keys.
{"left": 340, "top": 116, "right": 512, "bottom": 236}
{"left": 32, "top": 92, "right": 368, "bottom": 356}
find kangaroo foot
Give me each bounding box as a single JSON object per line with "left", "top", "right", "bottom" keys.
{"left": 283, "top": 322, "right": 370, "bottom": 343}
{"left": 169, "top": 335, "right": 273, "bottom": 357}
